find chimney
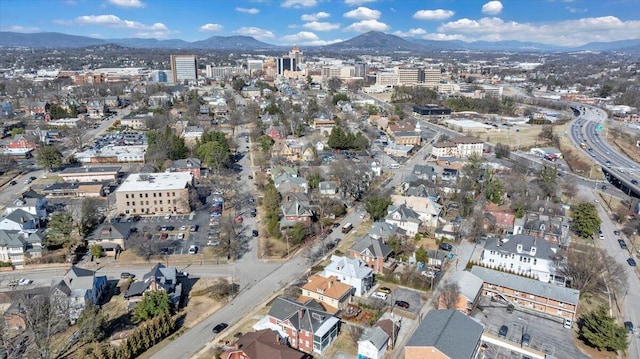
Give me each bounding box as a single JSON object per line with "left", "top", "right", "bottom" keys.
{"left": 298, "top": 308, "right": 305, "bottom": 321}
{"left": 328, "top": 280, "right": 333, "bottom": 289}
{"left": 530, "top": 246, "right": 537, "bottom": 256}
{"left": 516, "top": 243, "right": 523, "bottom": 253}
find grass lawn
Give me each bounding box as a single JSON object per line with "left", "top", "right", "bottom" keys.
{"left": 322, "top": 330, "right": 358, "bottom": 358}
{"left": 483, "top": 125, "right": 550, "bottom": 150}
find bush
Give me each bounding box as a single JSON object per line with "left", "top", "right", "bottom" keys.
{"left": 0, "top": 261, "right": 12, "bottom": 267}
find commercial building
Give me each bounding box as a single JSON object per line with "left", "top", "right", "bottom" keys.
{"left": 115, "top": 172, "right": 194, "bottom": 216}
{"left": 431, "top": 136, "right": 484, "bottom": 158}
{"left": 170, "top": 55, "right": 197, "bottom": 83}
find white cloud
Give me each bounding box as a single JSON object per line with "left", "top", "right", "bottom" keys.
{"left": 421, "top": 33, "right": 467, "bottom": 41}
{"left": 282, "top": 31, "right": 319, "bottom": 42}
{"left": 89, "top": 33, "right": 104, "bottom": 38}
{"left": 73, "top": 14, "right": 172, "bottom": 37}
{"left": 199, "top": 23, "right": 223, "bottom": 32}
{"left": 0, "top": 25, "right": 40, "bottom": 32}
{"left": 344, "top": 19, "right": 389, "bottom": 32}
{"left": 234, "top": 26, "right": 275, "bottom": 39}
{"left": 438, "top": 16, "right": 640, "bottom": 46}
{"left": 393, "top": 28, "right": 427, "bottom": 37}
{"left": 301, "top": 11, "right": 330, "bottom": 21}
{"left": 236, "top": 7, "right": 260, "bottom": 14}
{"left": 107, "top": 0, "right": 145, "bottom": 8}
{"left": 343, "top": 6, "right": 381, "bottom": 20}
{"left": 64, "top": 0, "right": 77, "bottom": 5}
{"left": 303, "top": 21, "right": 340, "bottom": 31}
{"left": 281, "top": 0, "right": 317, "bottom": 8}
{"left": 481, "top": 1, "right": 503, "bottom": 15}
{"left": 344, "top": 0, "right": 377, "bottom": 5}
{"left": 413, "top": 9, "right": 455, "bottom": 21}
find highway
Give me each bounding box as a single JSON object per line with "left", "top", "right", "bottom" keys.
{"left": 568, "top": 106, "right": 640, "bottom": 192}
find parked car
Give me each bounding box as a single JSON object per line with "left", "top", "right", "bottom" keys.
{"left": 332, "top": 222, "right": 341, "bottom": 228}
{"left": 190, "top": 225, "right": 199, "bottom": 232}
{"left": 618, "top": 239, "right": 628, "bottom": 249}
{"left": 439, "top": 242, "right": 453, "bottom": 251}
{"left": 180, "top": 225, "right": 187, "bottom": 231}
{"left": 18, "top": 278, "right": 32, "bottom": 286}
{"left": 624, "top": 321, "right": 634, "bottom": 333}
{"left": 235, "top": 216, "right": 243, "bottom": 223}
{"left": 164, "top": 214, "right": 171, "bottom": 220}
{"left": 161, "top": 225, "right": 168, "bottom": 231}
{"left": 378, "top": 287, "right": 392, "bottom": 294}
{"left": 9, "top": 180, "right": 16, "bottom": 186}
{"left": 628, "top": 258, "right": 637, "bottom": 267}
{"left": 326, "top": 243, "right": 335, "bottom": 250}
{"left": 521, "top": 333, "right": 531, "bottom": 346}
{"left": 160, "top": 233, "right": 168, "bottom": 240}
{"left": 212, "top": 323, "right": 228, "bottom": 334}
{"left": 252, "top": 230, "right": 259, "bottom": 237}
{"left": 498, "top": 325, "right": 509, "bottom": 339}
{"left": 177, "top": 233, "right": 185, "bottom": 240}
{"left": 188, "top": 245, "right": 198, "bottom": 255}
{"left": 120, "top": 272, "right": 134, "bottom": 279}
{"left": 394, "top": 300, "right": 410, "bottom": 309}
{"left": 614, "top": 230, "right": 621, "bottom": 235}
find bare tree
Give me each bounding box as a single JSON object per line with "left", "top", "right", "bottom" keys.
{"left": 14, "top": 287, "right": 70, "bottom": 359}
{"left": 560, "top": 243, "right": 628, "bottom": 297}
{"left": 329, "top": 159, "right": 370, "bottom": 201}
{"left": 438, "top": 283, "right": 461, "bottom": 310}
{"left": 66, "top": 122, "right": 90, "bottom": 152}
{"left": 216, "top": 214, "right": 246, "bottom": 260}
{"left": 346, "top": 323, "right": 364, "bottom": 347}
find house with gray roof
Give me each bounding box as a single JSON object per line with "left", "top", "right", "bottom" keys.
{"left": 349, "top": 236, "right": 393, "bottom": 274}
{"left": 0, "top": 230, "right": 44, "bottom": 267}
{"left": 385, "top": 204, "right": 422, "bottom": 236}
{"left": 368, "top": 222, "right": 399, "bottom": 240}
{"left": 412, "top": 164, "right": 437, "bottom": 182}
{"left": 405, "top": 309, "right": 483, "bottom": 359}
{"left": 471, "top": 266, "right": 580, "bottom": 322}
{"left": 0, "top": 209, "right": 40, "bottom": 233}
{"left": 481, "top": 234, "right": 559, "bottom": 282}
{"left": 169, "top": 157, "right": 202, "bottom": 179}
{"left": 318, "top": 181, "right": 339, "bottom": 197}
{"left": 358, "top": 326, "right": 390, "bottom": 359}
{"left": 258, "top": 297, "right": 340, "bottom": 355}
{"left": 439, "top": 271, "right": 484, "bottom": 315}
{"left": 87, "top": 222, "right": 133, "bottom": 255}
{"left": 513, "top": 211, "right": 570, "bottom": 247}
{"left": 280, "top": 200, "right": 313, "bottom": 228}
{"left": 4, "top": 195, "right": 47, "bottom": 220}
{"left": 55, "top": 266, "right": 107, "bottom": 323}
{"left": 124, "top": 263, "right": 182, "bottom": 309}
{"left": 322, "top": 255, "right": 373, "bottom": 296}
{"left": 275, "top": 174, "right": 309, "bottom": 194}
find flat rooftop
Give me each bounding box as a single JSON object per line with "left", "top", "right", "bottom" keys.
{"left": 60, "top": 166, "right": 121, "bottom": 174}
{"left": 116, "top": 172, "right": 192, "bottom": 192}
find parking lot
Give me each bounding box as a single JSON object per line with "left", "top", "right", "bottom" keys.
{"left": 370, "top": 286, "right": 423, "bottom": 316}
{"left": 472, "top": 296, "right": 588, "bottom": 359}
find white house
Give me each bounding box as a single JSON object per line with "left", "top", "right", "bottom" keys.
{"left": 390, "top": 195, "right": 441, "bottom": 228}
{"left": 384, "top": 204, "right": 421, "bottom": 236}
{"left": 319, "top": 181, "right": 339, "bottom": 197}
{"left": 5, "top": 196, "right": 48, "bottom": 220}
{"left": 322, "top": 255, "right": 373, "bottom": 297}
{"left": 357, "top": 326, "right": 389, "bottom": 359}
{"left": 0, "top": 209, "right": 40, "bottom": 233}
{"left": 480, "top": 234, "right": 559, "bottom": 282}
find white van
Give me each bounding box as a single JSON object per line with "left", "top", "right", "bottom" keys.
{"left": 372, "top": 291, "right": 388, "bottom": 300}
{"left": 387, "top": 163, "right": 400, "bottom": 169}
{"left": 564, "top": 318, "right": 573, "bottom": 329}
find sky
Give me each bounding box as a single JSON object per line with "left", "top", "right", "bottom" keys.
{"left": 1, "top": 0, "right": 640, "bottom": 47}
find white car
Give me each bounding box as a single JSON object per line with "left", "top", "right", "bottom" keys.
{"left": 18, "top": 278, "right": 33, "bottom": 286}
{"left": 188, "top": 245, "right": 198, "bottom": 254}
{"left": 180, "top": 225, "right": 187, "bottom": 231}
{"left": 177, "top": 233, "right": 185, "bottom": 240}
{"left": 164, "top": 214, "right": 171, "bottom": 220}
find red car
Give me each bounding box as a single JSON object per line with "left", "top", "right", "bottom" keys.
{"left": 235, "top": 216, "right": 243, "bottom": 223}
{"left": 395, "top": 300, "right": 410, "bottom": 309}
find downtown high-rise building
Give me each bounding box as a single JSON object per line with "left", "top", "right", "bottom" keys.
{"left": 170, "top": 55, "right": 197, "bottom": 83}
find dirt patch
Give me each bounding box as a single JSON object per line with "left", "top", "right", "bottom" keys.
{"left": 182, "top": 296, "right": 222, "bottom": 328}
{"left": 558, "top": 130, "right": 602, "bottom": 179}
{"left": 608, "top": 126, "right": 640, "bottom": 163}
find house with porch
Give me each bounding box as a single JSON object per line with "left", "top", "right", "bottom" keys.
{"left": 385, "top": 204, "right": 422, "bottom": 236}
{"left": 55, "top": 266, "right": 107, "bottom": 322}
{"left": 300, "top": 274, "right": 353, "bottom": 313}
{"left": 87, "top": 222, "right": 133, "bottom": 255}
{"left": 124, "top": 263, "right": 182, "bottom": 309}
{"left": 322, "top": 255, "right": 373, "bottom": 297}
{"left": 349, "top": 236, "right": 393, "bottom": 275}
{"left": 280, "top": 200, "right": 313, "bottom": 228}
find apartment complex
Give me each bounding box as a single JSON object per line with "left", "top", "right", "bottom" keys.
{"left": 114, "top": 172, "right": 193, "bottom": 215}
{"left": 170, "top": 55, "right": 197, "bottom": 83}
{"left": 431, "top": 136, "right": 484, "bottom": 158}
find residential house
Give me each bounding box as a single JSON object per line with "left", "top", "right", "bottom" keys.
{"left": 482, "top": 202, "right": 516, "bottom": 234}
{"left": 182, "top": 126, "right": 205, "bottom": 146}
{"left": 431, "top": 136, "right": 484, "bottom": 158}
{"left": 367, "top": 222, "right": 399, "bottom": 241}
{"left": 271, "top": 140, "right": 298, "bottom": 161}
{"left": 411, "top": 164, "right": 437, "bottom": 182}
{"left": 322, "top": 255, "right": 373, "bottom": 297}
{"left": 275, "top": 174, "right": 309, "bottom": 194}
{"left": 56, "top": 266, "right": 107, "bottom": 322}
{"left": 481, "top": 234, "right": 559, "bottom": 282}
{"left": 121, "top": 113, "right": 151, "bottom": 130}
{"left": 259, "top": 297, "right": 340, "bottom": 355}
{"left": 241, "top": 86, "right": 261, "bottom": 98}
{"left": 124, "top": 263, "right": 182, "bottom": 308}
{"left": 390, "top": 195, "right": 441, "bottom": 228}
{"left": 30, "top": 101, "right": 49, "bottom": 116}
{"left": 0, "top": 209, "right": 40, "bottom": 232}
{"left": 7, "top": 135, "right": 36, "bottom": 151}
{"left": 318, "top": 181, "right": 339, "bottom": 197}
{"left": 86, "top": 100, "right": 107, "bottom": 118}
{"left": 105, "top": 95, "right": 120, "bottom": 109}
{"left": 375, "top": 319, "right": 400, "bottom": 350}
{"left": 471, "top": 266, "right": 579, "bottom": 323}
{"left": 441, "top": 168, "right": 459, "bottom": 182}
{"left": 0, "top": 230, "right": 44, "bottom": 266}
{"left": 5, "top": 195, "right": 47, "bottom": 220}
{"left": 301, "top": 147, "right": 315, "bottom": 162}
{"left": 349, "top": 236, "right": 393, "bottom": 275}
{"left": 357, "top": 326, "right": 390, "bottom": 359}
{"left": 269, "top": 165, "right": 298, "bottom": 180}
{"left": 59, "top": 166, "right": 121, "bottom": 183}
{"left": 148, "top": 92, "right": 172, "bottom": 107}
{"left": 300, "top": 274, "right": 353, "bottom": 313}
{"left": 221, "top": 329, "right": 310, "bottom": 359}
{"left": 87, "top": 222, "right": 132, "bottom": 255}
{"left": 405, "top": 182, "right": 439, "bottom": 199}
{"left": 405, "top": 309, "right": 483, "bottom": 359}
{"left": 168, "top": 158, "right": 202, "bottom": 179}
{"left": 424, "top": 249, "right": 448, "bottom": 269}
{"left": 438, "top": 271, "right": 483, "bottom": 315}
{"left": 385, "top": 204, "right": 422, "bottom": 236}
{"left": 513, "top": 211, "right": 570, "bottom": 246}
{"left": 280, "top": 200, "right": 313, "bottom": 228}
{"left": 266, "top": 127, "right": 286, "bottom": 141}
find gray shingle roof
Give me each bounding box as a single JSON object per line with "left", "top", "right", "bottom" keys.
{"left": 470, "top": 266, "right": 580, "bottom": 305}
{"left": 484, "top": 234, "right": 558, "bottom": 261}
{"left": 406, "top": 309, "right": 483, "bottom": 359}
{"left": 325, "top": 255, "right": 372, "bottom": 280}
{"left": 350, "top": 236, "right": 392, "bottom": 259}
{"left": 359, "top": 326, "right": 389, "bottom": 350}
{"left": 268, "top": 297, "right": 334, "bottom": 333}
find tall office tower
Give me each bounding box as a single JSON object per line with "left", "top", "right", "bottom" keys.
{"left": 247, "top": 59, "right": 264, "bottom": 76}
{"left": 354, "top": 62, "right": 369, "bottom": 78}
{"left": 276, "top": 57, "right": 297, "bottom": 76}
{"left": 288, "top": 46, "right": 303, "bottom": 66}
{"left": 205, "top": 64, "right": 213, "bottom": 78}
{"left": 152, "top": 70, "right": 168, "bottom": 83}
{"left": 170, "top": 55, "right": 197, "bottom": 83}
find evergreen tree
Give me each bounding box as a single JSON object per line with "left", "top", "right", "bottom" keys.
{"left": 581, "top": 306, "right": 628, "bottom": 351}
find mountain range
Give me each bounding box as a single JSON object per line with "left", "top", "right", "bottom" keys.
{"left": 1, "top": 30, "right": 639, "bottom": 54}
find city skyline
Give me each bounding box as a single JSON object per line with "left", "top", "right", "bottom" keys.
{"left": 0, "top": 0, "right": 639, "bottom": 47}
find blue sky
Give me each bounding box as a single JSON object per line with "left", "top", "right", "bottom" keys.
{"left": 1, "top": 0, "right": 639, "bottom": 47}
